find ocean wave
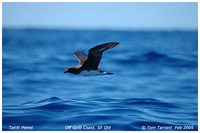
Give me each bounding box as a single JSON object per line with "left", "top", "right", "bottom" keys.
{"left": 3, "top": 97, "right": 198, "bottom": 131}
{"left": 116, "top": 51, "right": 197, "bottom": 68}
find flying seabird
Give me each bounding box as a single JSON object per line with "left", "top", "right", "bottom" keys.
{"left": 64, "top": 42, "right": 119, "bottom": 76}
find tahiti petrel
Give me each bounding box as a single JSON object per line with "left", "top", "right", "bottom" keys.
{"left": 64, "top": 42, "right": 119, "bottom": 76}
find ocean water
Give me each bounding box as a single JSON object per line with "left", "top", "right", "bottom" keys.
{"left": 2, "top": 29, "right": 198, "bottom": 131}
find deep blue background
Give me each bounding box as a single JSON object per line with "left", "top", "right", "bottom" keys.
{"left": 2, "top": 29, "right": 198, "bottom": 131}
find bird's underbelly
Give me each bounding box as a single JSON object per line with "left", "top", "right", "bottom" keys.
{"left": 79, "top": 70, "right": 106, "bottom": 76}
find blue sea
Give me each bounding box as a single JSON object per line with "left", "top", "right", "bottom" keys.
{"left": 2, "top": 29, "right": 198, "bottom": 131}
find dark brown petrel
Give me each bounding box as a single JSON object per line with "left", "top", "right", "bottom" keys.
{"left": 64, "top": 42, "right": 119, "bottom": 76}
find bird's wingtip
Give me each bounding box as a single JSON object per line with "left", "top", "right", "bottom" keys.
{"left": 111, "top": 42, "right": 119, "bottom": 45}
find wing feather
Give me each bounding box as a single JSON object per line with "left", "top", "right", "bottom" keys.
{"left": 73, "top": 52, "right": 87, "bottom": 65}
{"left": 81, "top": 42, "right": 119, "bottom": 70}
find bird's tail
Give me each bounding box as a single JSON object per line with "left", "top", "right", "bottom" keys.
{"left": 98, "top": 68, "right": 113, "bottom": 75}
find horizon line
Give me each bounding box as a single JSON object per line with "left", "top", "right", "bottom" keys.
{"left": 2, "top": 26, "right": 198, "bottom": 32}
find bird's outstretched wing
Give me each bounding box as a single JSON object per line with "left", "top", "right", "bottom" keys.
{"left": 73, "top": 52, "right": 87, "bottom": 65}
{"left": 81, "top": 42, "right": 119, "bottom": 70}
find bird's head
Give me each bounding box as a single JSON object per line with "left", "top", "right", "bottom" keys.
{"left": 64, "top": 67, "right": 77, "bottom": 74}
